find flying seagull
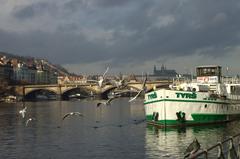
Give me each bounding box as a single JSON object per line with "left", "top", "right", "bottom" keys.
{"left": 133, "top": 119, "right": 146, "bottom": 125}
{"left": 129, "top": 74, "right": 147, "bottom": 102}
{"left": 110, "top": 75, "right": 127, "bottom": 88}
{"left": 87, "top": 67, "right": 109, "bottom": 87}
{"left": 96, "top": 96, "right": 118, "bottom": 107}
{"left": 97, "top": 66, "right": 109, "bottom": 87}
{"left": 129, "top": 90, "right": 144, "bottom": 102}
{"left": 102, "top": 67, "right": 109, "bottom": 79}
{"left": 25, "top": 118, "right": 36, "bottom": 127}
{"left": 19, "top": 106, "right": 27, "bottom": 118}
{"left": 62, "top": 112, "right": 84, "bottom": 121}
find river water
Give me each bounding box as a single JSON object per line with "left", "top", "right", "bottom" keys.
{"left": 0, "top": 98, "right": 240, "bottom": 159}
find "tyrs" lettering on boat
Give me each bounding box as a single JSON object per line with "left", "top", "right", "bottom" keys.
{"left": 175, "top": 92, "right": 197, "bottom": 99}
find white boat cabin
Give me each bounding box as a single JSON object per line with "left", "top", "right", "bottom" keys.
{"left": 170, "top": 65, "right": 240, "bottom": 99}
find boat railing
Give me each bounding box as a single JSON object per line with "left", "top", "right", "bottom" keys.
{"left": 185, "top": 133, "right": 240, "bottom": 159}
{"left": 222, "top": 77, "right": 240, "bottom": 84}
{"left": 227, "top": 94, "right": 240, "bottom": 101}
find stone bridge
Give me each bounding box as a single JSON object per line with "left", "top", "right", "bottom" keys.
{"left": 14, "top": 80, "right": 170, "bottom": 100}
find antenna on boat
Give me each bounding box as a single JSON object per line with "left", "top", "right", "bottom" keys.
{"left": 190, "top": 68, "right": 193, "bottom": 82}
{"left": 226, "top": 66, "right": 229, "bottom": 83}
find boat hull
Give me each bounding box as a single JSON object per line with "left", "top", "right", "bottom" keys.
{"left": 144, "top": 89, "right": 240, "bottom": 128}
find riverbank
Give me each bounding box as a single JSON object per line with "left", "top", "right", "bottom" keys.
{"left": 0, "top": 85, "right": 19, "bottom": 103}
{"left": 0, "top": 95, "right": 18, "bottom": 103}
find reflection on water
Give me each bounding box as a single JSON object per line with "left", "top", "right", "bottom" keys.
{"left": 0, "top": 98, "right": 147, "bottom": 159}
{"left": 145, "top": 121, "right": 240, "bottom": 158}
{"left": 0, "top": 98, "right": 240, "bottom": 158}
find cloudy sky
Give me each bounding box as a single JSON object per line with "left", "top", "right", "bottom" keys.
{"left": 0, "top": 0, "right": 240, "bottom": 75}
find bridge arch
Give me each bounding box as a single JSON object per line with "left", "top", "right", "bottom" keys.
{"left": 61, "top": 87, "right": 90, "bottom": 100}
{"left": 24, "top": 87, "right": 59, "bottom": 96}
{"left": 24, "top": 88, "right": 58, "bottom": 101}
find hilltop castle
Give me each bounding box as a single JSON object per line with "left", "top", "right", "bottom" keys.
{"left": 153, "top": 64, "right": 177, "bottom": 79}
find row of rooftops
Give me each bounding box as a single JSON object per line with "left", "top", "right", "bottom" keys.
{"left": 0, "top": 55, "right": 55, "bottom": 72}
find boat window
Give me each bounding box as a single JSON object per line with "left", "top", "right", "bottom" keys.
{"left": 196, "top": 66, "right": 221, "bottom": 77}
{"left": 198, "top": 85, "right": 209, "bottom": 92}
{"left": 231, "top": 86, "right": 235, "bottom": 93}
{"left": 230, "top": 86, "right": 240, "bottom": 95}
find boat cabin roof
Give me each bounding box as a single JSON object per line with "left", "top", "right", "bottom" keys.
{"left": 196, "top": 65, "right": 221, "bottom": 68}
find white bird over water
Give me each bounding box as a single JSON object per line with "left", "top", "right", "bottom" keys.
{"left": 96, "top": 97, "right": 117, "bottom": 107}
{"left": 102, "top": 67, "right": 109, "bottom": 79}
{"left": 110, "top": 75, "right": 127, "bottom": 88}
{"left": 129, "top": 74, "right": 147, "bottom": 102}
{"left": 25, "top": 118, "right": 35, "bottom": 127}
{"left": 19, "top": 106, "right": 27, "bottom": 118}
{"left": 97, "top": 66, "right": 109, "bottom": 87}
{"left": 62, "top": 112, "right": 84, "bottom": 121}
{"left": 87, "top": 67, "right": 109, "bottom": 88}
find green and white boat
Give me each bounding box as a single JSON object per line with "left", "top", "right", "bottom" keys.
{"left": 144, "top": 65, "right": 240, "bottom": 128}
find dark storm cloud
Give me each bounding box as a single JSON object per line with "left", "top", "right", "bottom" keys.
{"left": 13, "top": 2, "right": 52, "bottom": 20}
{"left": 94, "top": 0, "right": 133, "bottom": 7}
{"left": 0, "top": 29, "right": 109, "bottom": 64}
{"left": 65, "top": 0, "right": 132, "bottom": 9}
{"left": 2, "top": 0, "right": 240, "bottom": 68}
{"left": 106, "top": 0, "right": 240, "bottom": 61}
{"left": 14, "top": 4, "right": 35, "bottom": 19}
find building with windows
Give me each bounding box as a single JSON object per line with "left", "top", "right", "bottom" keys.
{"left": 12, "top": 63, "right": 36, "bottom": 84}
{"left": 0, "top": 61, "right": 13, "bottom": 82}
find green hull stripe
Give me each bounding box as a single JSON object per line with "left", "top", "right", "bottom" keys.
{"left": 146, "top": 114, "right": 236, "bottom": 125}
{"left": 144, "top": 99, "right": 229, "bottom": 105}
{"left": 191, "top": 114, "right": 227, "bottom": 121}
{"left": 146, "top": 120, "right": 228, "bottom": 127}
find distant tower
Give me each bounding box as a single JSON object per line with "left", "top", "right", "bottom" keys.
{"left": 154, "top": 65, "right": 157, "bottom": 74}
{"left": 161, "top": 64, "right": 165, "bottom": 71}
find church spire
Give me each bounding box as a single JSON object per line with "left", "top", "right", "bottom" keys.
{"left": 161, "top": 64, "right": 165, "bottom": 70}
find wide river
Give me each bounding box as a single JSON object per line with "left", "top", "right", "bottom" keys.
{"left": 0, "top": 98, "right": 240, "bottom": 159}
